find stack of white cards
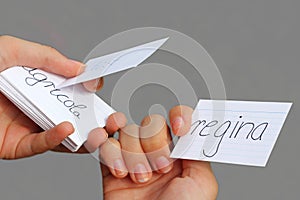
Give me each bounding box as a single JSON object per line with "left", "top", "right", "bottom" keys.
{"left": 0, "top": 67, "right": 115, "bottom": 151}
{"left": 0, "top": 38, "right": 168, "bottom": 152}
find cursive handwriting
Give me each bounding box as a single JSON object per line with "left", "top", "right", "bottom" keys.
{"left": 190, "top": 115, "right": 269, "bottom": 158}
{"left": 22, "top": 67, "right": 87, "bottom": 119}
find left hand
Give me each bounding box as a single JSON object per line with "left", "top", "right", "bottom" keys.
{"left": 0, "top": 35, "right": 109, "bottom": 159}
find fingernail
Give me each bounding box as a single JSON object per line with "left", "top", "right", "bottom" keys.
{"left": 113, "top": 159, "right": 127, "bottom": 177}
{"left": 134, "top": 164, "right": 150, "bottom": 183}
{"left": 156, "top": 156, "right": 172, "bottom": 173}
{"left": 171, "top": 117, "right": 184, "bottom": 134}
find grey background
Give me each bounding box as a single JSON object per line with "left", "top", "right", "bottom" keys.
{"left": 0, "top": 0, "right": 299, "bottom": 199}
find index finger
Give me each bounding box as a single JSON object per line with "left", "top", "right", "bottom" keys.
{"left": 169, "top": 105, "right": 193, "bottom": 136}
{"left": 0, "top": 35, "right": 85, "bottom": 77}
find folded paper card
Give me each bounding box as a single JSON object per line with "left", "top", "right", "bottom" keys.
{"left": 170, "top": 100, "right": 292, "bottom": 166}
{"left": 0, "top": 38, "right": 168, "bottom": 152}
{"left": 58, "top": 37, "right": 168, "bottom": 88}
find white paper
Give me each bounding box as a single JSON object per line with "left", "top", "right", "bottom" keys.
{"left": 0, "top": 66, "right": 115, "bottom": 151}
{"left": 57, "top": 37, "right": 168, "bottom": 88}
{"left": 170, "top": 99, "right": 292, "bottom": 167}
{"left": 0, "top": 38, "right": 168, "bottom": 151}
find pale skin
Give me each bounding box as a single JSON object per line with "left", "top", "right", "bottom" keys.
{"left": 0, "top": 35, "right": 109, "bottom": 158}
{"left": 0, "top": 35, "right": 218, "bottom": 199}
{"left": 100, "top": 106, "right": 218, "bottom": 200}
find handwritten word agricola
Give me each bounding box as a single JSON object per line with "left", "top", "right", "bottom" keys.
{"left": 22, "top": 67, "right": 87, "bottom": 118}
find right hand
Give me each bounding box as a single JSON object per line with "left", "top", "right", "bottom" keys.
{"left": 99, "top": 105, "right": 218, "bottom": 200}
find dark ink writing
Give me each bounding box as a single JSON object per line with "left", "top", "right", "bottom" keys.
{"left": 22, "top": 67, "right": 87, "bottom": 118}
{"left": 190, "top": 115, "right": 269, "bottom": 158}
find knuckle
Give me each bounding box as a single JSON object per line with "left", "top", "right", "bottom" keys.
{"left": 141, "top": 138, "right": 164, "bottom": 152}
{"left": 141, "top": 114, "right": 166, "bottom": 126}
{"left": 106, "top": 137, "right": 120, "bottom": 148}
{"left": 170, "top": 104, "right": 193, "bottom": 114}
{"left": 119, "top": 124, "right": 143, "bottom": 152}
{"left": 99, "top": 138, "right": 120, "bottom": 157}
{"left": 120, "top": 123, "right": 139, "bottom": 138}
{"left": 140, "top": 114, "right": 167, "bottom": 138}
{"left": 140, "top": 127, "right": 171, "bottom": 151}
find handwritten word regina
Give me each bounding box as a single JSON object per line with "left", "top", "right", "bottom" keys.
{"left": 190, "top": 115, "right": 268, "bottom": 158}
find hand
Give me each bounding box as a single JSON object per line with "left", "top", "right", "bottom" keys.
{"left": 100, "top": 106, "right": 218, "bottom": 200}
{"left": 0, "top": 35, "right": 106, "bottom": 159}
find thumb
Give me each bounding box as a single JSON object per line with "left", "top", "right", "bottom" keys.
{"left": 0, "top": 35, "right": 85, "bottom": 77}
{"left": 14, "top": 122, "right": 74, "bottom": 158}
